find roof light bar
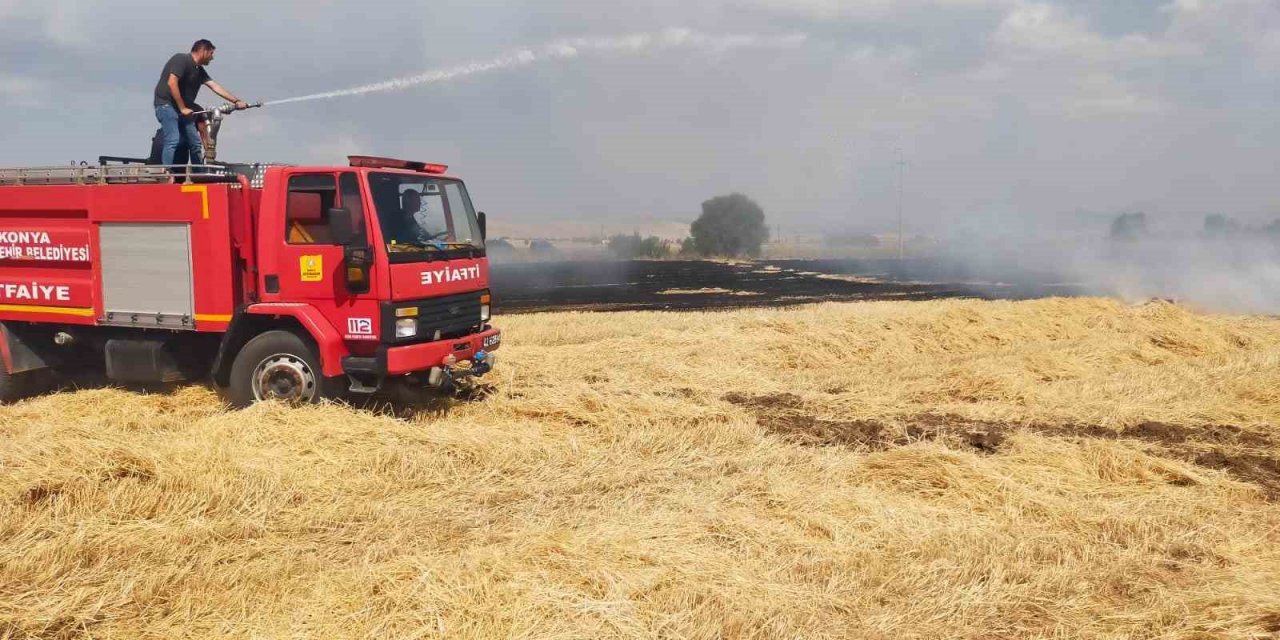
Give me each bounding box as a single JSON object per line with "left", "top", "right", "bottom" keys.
{"left": 347, "top": 155, "right": 448, "bottom": 174}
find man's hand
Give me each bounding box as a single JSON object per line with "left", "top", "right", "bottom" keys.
{"left": 207, "top": 81, "right": 249, "bottom": 110}
{"left": 180, "top": 107, "right": 195, "bottom": 118}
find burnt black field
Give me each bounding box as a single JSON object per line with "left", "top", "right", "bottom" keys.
{"left": 489, "top": 259, "right": 1086, "bottom": 314}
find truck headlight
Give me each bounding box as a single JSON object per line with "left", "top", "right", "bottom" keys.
{"left": 395, "top": 318, "right": 418, "bottom": 338}
{"left": 481, "top": 292, "right": 491, "bottom": 322}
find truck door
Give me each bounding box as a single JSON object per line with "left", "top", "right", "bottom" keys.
{"left": 275, "top": 171, "right": 382, "bottom": 342}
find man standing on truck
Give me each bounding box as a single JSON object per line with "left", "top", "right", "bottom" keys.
{"left": 153, "top": 39, "right": 249, "bottom": 166}
{"left": 147, "top": 103, "right": 210, "bottom": 165}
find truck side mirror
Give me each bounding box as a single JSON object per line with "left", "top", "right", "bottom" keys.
{"left": 478, "top": 211, "right": 487, "bottom": 241}
{"left": 343, "top": 246, "right": 372, "bottom": 294}
{"left": 328, "top": 207, "right": 354, "bottom": 246}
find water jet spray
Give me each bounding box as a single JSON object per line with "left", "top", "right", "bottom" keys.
{"left": 259, "top": 28, "right": 807, "bottom": 108}
{"left": 188, "top": 29, "right": 806, "bottom": 161}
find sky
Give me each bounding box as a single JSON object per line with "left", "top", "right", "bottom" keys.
{"left": 1, "top": 0, "right": 1277, "bottom": 234}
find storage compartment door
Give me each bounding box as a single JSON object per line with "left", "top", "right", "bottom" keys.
{"left": 99, "top": 223, "right": 194, "bottom": 329}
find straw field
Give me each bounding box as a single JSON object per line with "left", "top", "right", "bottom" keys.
{"left": 3, "top": 297, "right": 1280, "bottom": 638}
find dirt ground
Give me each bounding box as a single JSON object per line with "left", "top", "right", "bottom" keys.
{"left": 724, "top": 392, "right": 1280, "bottom": 500}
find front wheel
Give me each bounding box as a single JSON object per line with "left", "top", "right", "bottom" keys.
{"left": 226, "top": 330, "right": 337, "bottom": 408}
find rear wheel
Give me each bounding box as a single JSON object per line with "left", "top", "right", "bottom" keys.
{"left": 226, "top": 330, "right": 337, "bottom": 408}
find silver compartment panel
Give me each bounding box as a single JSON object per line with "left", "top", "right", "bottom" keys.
{"left": 98, "top": 223, "right": 194, "bottom": 329}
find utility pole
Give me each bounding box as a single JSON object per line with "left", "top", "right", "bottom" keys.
{"left": 896, "top": 145, "right": 905, "bottom": 261}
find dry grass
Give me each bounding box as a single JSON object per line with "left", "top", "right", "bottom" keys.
{"left": 3, "top": 297, "right": 1280, "bottom": 639}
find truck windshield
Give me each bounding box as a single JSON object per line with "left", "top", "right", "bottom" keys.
{"left": 368, "top": 172, "right": 483, "bottom": 252}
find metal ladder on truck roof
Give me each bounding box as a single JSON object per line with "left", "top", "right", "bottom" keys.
{"left": 0, "top": 161, "right": 269, "bottom": 187}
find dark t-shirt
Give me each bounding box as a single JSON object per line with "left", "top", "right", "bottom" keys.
{"left": 153, "top": 53, "right": 211, "bottom": 108}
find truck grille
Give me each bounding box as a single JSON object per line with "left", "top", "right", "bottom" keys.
{"left": 383, "top": 291, "right": 483, "bottom": 344}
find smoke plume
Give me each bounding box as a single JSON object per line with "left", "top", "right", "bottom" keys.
{"left": 934, "top": 211, "right": 1280, "bottom": 315}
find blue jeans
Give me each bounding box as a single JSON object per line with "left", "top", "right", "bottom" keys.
{"left": 154, "top": 103, "right": 204, "bottom": 166}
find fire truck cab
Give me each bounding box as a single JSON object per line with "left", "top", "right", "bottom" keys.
{"left": 0, "top": 156, "right": 500, "bottom": 406}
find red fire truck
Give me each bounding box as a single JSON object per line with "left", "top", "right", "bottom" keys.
{"left": 0, "top": 155, "right": 500, "bottom": 406}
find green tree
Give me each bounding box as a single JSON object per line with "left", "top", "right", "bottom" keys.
{"left": 1263, "top": 219, "right": 1280, "bottom": 239}
{"left": 689, "top": 193, "right": 769, "bottom": 257}
{"left": 1202, "top": 214, "right": 1240, "bottom": 239}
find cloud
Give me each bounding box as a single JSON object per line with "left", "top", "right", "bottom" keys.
{"left": 1162, "top": 0, "right": 1280, "bottom": 71}
{"left": 1063, "top": 73, "right": 1167, "bottom": 117}
{"left": 0, "top": 74, "right": 46, "bottom": 107}
{"left": 740, "top": 0, "right": 1016, "bottom": 22}
{"left": 994, "top": 1, "right": 1200, "bottom": 63}
{"left": 0, "top": 1, "right": 90, "bottom": 47}
{"left": 304, "top": 132, "right": 372, "bottom": 165}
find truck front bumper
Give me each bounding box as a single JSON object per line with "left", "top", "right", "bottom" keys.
{"left": 341, "top": 327, "right": 501, "bottom": 389}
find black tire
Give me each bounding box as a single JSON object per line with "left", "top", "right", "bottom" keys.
{"left": 226, "top": 330, "right": 338, "bottom": 408}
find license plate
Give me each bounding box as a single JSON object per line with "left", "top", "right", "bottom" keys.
{"left": 483, "top": 334, "right": 501, "bottom": 349}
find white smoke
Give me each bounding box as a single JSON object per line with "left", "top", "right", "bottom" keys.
{"left": 265, "top": 28, "right": 808, "bottom": 107}
{"left": 932, "top": 210, "right": 1280, "bottom": 315}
